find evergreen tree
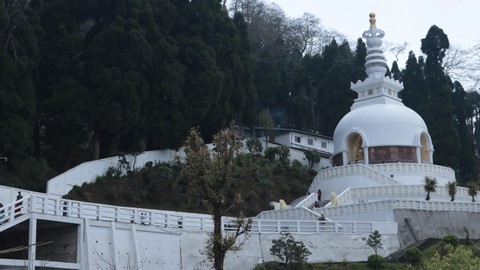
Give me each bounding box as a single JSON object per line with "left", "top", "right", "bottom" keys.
{"left": 452, "top": 81, "right": 477, "bottom": 182}
{"left": 83, "top": 14, "right": 150, "bottom": 159}
{"left": 421, "top": 25, "right": 459, "bottom": 169}
{"left": 317, "top": 40, "right": 356, "bottom": 136}
{"left": 390, "top": 61, "right": 400, "bottom": 81}
{"left": 354, "top": 38, "right": 367, "bottom": 81}
{"left": 33, "top": 0, "right": 91, "bottom": 168}
{"left": 0, "top": 0, "right": 39, "bottom": 171}
{"left": 400, "top": 51, "right": 428, "bottom": 120}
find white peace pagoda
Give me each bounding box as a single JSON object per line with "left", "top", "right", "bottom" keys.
{"left": 258, "top": 14, "right": 479, "bottom": 246}
{"left": 311, "top": 12, "right": 454, "bottom": 200}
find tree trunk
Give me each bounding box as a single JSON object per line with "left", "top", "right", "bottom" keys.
{"left": 93, "top": 132, "right": 100, "bottom": 160}
{"left": 213, "top": 206, "right": 225, "bottom": 270}
{"left": 426, "top": 192, "right": 430, "bottom": 201}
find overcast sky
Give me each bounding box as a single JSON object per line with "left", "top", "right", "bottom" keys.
{"left": 268, "top": 0, "right": 480, "bottom": 67}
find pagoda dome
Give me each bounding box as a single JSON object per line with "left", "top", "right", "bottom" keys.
{"left": 332, "top": 102, "right": 432, "bottom": 163}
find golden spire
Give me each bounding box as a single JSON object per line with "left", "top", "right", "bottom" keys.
{"left": 369, "top": 12, "right": 376, "bottom": 29}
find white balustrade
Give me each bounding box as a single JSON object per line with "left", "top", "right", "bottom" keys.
{"left": 0, "top": 194, "right": 399, "bottom": 235}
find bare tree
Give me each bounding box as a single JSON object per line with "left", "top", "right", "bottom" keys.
{"left": 442, "top": 43, "right": 480, "bottom": 91}
{"left": 180, "top": 124, "right": 252, "bottom": 270}
{"left": 383, "top": 41, "right": 409, "bottom": 62}
{"left": 288, "top": 13, "right": 322, "bottom": 55}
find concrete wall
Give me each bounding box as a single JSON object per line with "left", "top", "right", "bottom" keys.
{"left": 82, "top": 219, "right": 401, "bottom": 269}
{"left": 394, "top": 209, "right": 480, "bottom": 248}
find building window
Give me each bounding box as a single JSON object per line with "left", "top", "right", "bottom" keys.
{"left": 308, "top": 138, "right": 313, "bottom": 145}
{"left": 294, "top": 136, "right": 301, "bottom": 143}
{"left": 321, "top": 142, "right": 327, "bottom": 148}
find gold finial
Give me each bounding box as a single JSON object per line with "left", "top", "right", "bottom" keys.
{"left": 369, "top": 12, "right": 376, "bottom": 28}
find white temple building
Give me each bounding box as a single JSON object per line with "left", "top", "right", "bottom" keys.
{"left": 257, "top": 13, "right": 480, "bottom": 250}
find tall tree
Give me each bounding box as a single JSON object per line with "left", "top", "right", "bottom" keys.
{"left": 0, "top": 0, "right": 38, "bottom": 171}
{"left": 84, "top": 14, "right": 150, "bottom": 159}
{"left": 33, "top": 0, "right": 91, "bottom": 169}
{"left": 316, "top": 40, "right": 356, "bottom": 136}
{"left": 421, "top": 25, "right": 459, "bottom": 169}
{"left": 390, "top": 61, "right": 400, "bottom": 81}
{"left": 181, "top": 125, "right": 251, "bottom": 270}
{"left": 451, "top": 81, "right": 477, "bottom": 182}
{"left": 400, "top": 51, "right": 428, "bottom": 120}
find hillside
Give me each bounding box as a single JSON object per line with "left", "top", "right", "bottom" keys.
{"left": 65, "top": 153, "right": 316, "bottom": 217}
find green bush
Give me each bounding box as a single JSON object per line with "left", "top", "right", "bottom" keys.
{"left": 253, "top": 263, "right": 267, "bottom": 270}
{"left": 367, "top": 254, "right": 385, "bottom": 269}
{"left": 264, "top": 147, "right": 278, "bottom": 160}
{"left": 441, "top": 234, "right": 459, "bottom": 248}
{"left": 404, "top": 247, "right": 422, "bottom": 265}
{"left": 270, "top": 232, "right": 311, "bottom": 265}
{"left": 246, "top": 137, "right": 263, "bottom": 154}
{"left": 277, "top": 146, "right": 290, "bottom": 166}
{"left": 438, "top": 234, "right": 460, "bottom": 256}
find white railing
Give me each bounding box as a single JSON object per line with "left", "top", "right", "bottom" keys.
{"left": 370, "top": 163, "right": 455, "bottom": 179}
{"left": 321, "top": 185, "right": 473, "bottom": 207}
{"left": 252, "top": 219, "right": 382, "bottom": 234}
{"left": 315, "top": 198, "right": 480, "bottom": 218}
{"left": 311, "top": 164, "right": 401, "bottom": 191}
{"left": 311, "top": 163, "right": 455, "bottom": 195}
{"left": 0, "top": 195, "right": 31, "bottom": 225}
{"left": 0, "top": 194, "right": 396, "bottom": 235}
{"left": 292, "top": 193, "right": 318, "bottom": 208}
{"left": 256, "top": 206, "right": 324, "bottom": 221}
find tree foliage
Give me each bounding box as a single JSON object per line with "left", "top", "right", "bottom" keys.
{"left": 270, "top": 232, "right": 311, "bottom": 265}
{"left": 2, "top": 0, "right": 480, "bottom": 193}
{"left": 466, "top": 181, "right": 478, "bottom": 202}
{"left": 180, "top": 124, "right": 251, "bottom": 270}
{"left": 423, "top": 176, "right": 438, "bottom": 201}
{"left": 421, "top": 25, "right": 460, "bottom": 170}
{"left": 446, "top": 181, "right": 457, "bottom": 202}
{"left": 366, "top": 230, "right": 383, "bottom": 256}
{"left": 422, "top": 245, "right": 480, "bottom": 270}
{"left": 304, "top": 149, "right": 321, "bottom": 168}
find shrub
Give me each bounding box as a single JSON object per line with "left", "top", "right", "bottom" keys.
{"left": 270, "top": 232, "right": 311, "bottom": 265}
{"left": 253, "top": 264, "right": 267, "bottom": 270}
{"left": 246, "top": 137, "right": 263, "bottom": 154}
{"left": 441, "top": 234, "right": 459, "bottom": 248}
{"left": 367, "top": 254, "right": 385, "bottom": 269}
{"left": 404, "top": 247, "right": 422, "bottom": 265}
{"left": 264, "top": 147, "right": 278, "bottom": 160}
{"left": 277, "top": 146, "right": 290, "bottom": 165}
{"left": 438, "top": 234, "right": 459, "bottom": 256}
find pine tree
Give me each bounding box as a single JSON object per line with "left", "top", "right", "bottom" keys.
{"left": 451, "top": 81, "right": 477, "bottom": 183}
{"left": 0, "top": 0, "right": 39, "bottom": 171}
{"left": 421, "top": 25, "right": 459, "bottom": 169}
{"left": 400, "top": 51, "right": 427, "bottom": 120}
